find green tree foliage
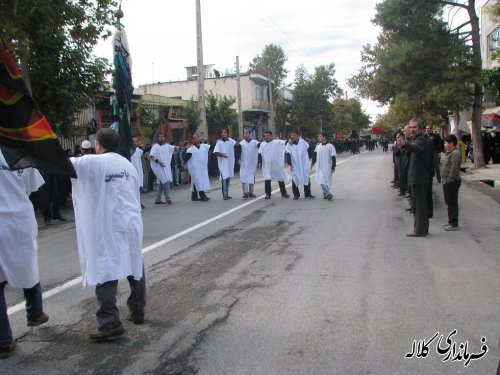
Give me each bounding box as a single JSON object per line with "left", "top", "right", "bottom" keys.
{"left": 248, "top": 44, "right": 288, "bottom": 89}
{"left": 136, "top": 102, "right": 165, "bottom": 142}
{"left": 348, "top": 0, "right": 485, "bottom": 167}
{"left": 184, "top": 97, "right": 201, "bottom": 134}
{"left": 481, "top": 67, "right": 500, "bottom": 100}
{"left": 290, "top": 63, "right": 341, "bottom": 136}
{"left": 205, "top": 91, "right": 238, "bottom": 131}
{"left": 1, "top": 0, "right": 117, "bottom": 136}
{"left": 331, "top": 97, "right": 371, "bottom": 134}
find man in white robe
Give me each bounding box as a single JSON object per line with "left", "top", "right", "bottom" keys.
{"left": 0, "top": 149, "right": 49, "bottom": 358}
{"left": 185, "top": 133, "right": 211, "bottom": 201}
{"left": 70, "top": 129, "right": 145, "bottom": 340}
{"left": 130, "top": 137, "right": 144, "bottom": 208}
{"left": 258, "top": 130, "right": 290, "bottom": 199}
{"left": 286, "top": 129, "right": 315, "bottom": 199}
{"left": 149, "top": 133, "right": 174, "bottom": 204}
{"left": 238, "top": 129, "right": 259, "bottom": 199}
{"left": 213, "top": 128, "right": 236, "bottom": 200}
{"left": 310, "top": 131, "right": 336, "bottom": 201}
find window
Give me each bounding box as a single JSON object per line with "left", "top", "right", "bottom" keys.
{"left": 488, "top": 26, "right": 500, "bottom": 59}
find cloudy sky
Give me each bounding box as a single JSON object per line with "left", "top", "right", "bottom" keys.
{"left": 92, "top": 0, "right": 489, "bottom": 122}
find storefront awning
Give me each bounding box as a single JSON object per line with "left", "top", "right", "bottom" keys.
{"left": 482, "top": 107, "right": 500, "bottom": 127}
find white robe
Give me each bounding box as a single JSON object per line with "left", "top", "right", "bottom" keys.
{"left": 187, "top": 144, "right": 211, "bottom": 192}
{"left": 259, "top": 139, "right": 287, "bottom": 181}
{"left": 131, "top": 147, "right": 144, "bottom": 187}
{"left": 239, "top": 139, "right": 259, "bottom": 184}
{"left": 314, "top": 143, "right": 336, "bottom": 188}
{"left": 0, "top": 151, "right": 45, "bottom": 288}
{"left": 149, "top": 143, "right": 174, "bottom": 184}
{"left": 213, "top": 138, "right": 236, "bottom": 179}
{"left": 70, "top": 153, "right": 143, "bottom": 286}
{"left": 286, "top": 138, "right": 310, "bottom": 186}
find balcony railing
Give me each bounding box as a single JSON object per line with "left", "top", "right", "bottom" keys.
{"left": 252, "top": 100, "right": 270, "bottom": 110}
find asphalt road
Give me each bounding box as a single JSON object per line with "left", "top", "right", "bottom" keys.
{"left": 4, "top": 149, "right": 500, "bottom": 374}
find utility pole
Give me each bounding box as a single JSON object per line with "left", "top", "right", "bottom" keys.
{"left": 195, "top": 0, "right": 207, "bottom": 139}
{"left": 236, "top": 56, "right": 243, "bottom": 139}
{"left": 268, "top": 68, "right": 275, "bottom": 135}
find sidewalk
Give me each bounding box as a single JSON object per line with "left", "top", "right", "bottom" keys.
{"left": 461, "top": 161, "right": 500, "bottom": 189}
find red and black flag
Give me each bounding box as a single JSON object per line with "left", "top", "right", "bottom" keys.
{"left": 0, "top": 39, "right": 76, "bottom": 177}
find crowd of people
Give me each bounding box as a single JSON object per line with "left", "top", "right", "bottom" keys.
{"left": 391, "top": 118, "right": 462, "bottom": 237}
{"left": 0, "top": 127, "right": 339, "bottom": 359}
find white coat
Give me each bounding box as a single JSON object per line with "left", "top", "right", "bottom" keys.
{"left": 131, "top": 147, "right": 144, "bottom": 187}
{"left": 149, "top": 143, "right": 174, "bottom": 184}
{"left": 214, "top": 138, "right": 236, "bottom": 179}
{"left": 0, "top": 150, "right": 45, "bottom": 288}
{"left": 239, "top": 139, "right": 259, "bottom": 184}
{"left": 187, "top": 143, "right": 211, "bottom": 192}
{"left": 286, "top": 138, "right": 310, "bottom": 186}
{"left": 259, "top": 139, "right": 287, "bottom": 181}
{"left": 314, "top": 143, "right": 337, "bottom": 188}
{"left": 70, "top": 153, "right": 143, "bottom": 286}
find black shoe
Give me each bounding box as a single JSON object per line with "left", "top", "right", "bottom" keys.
{"left": 44, "top": 220, "right": 53, "bottom": 226}
{"left": 27, "top": 312, "right": 49, "bottom": 327}
{"left": 54, "top": 216, "right": 67, "bottom": 222}
{"left": 201, "top": 196, "right": 210, "bottom": 202}
{"left": 293, "top": 196, "right": 299, "bottom": 200}
{"left": 0, "top": 341, "right": 16, "bottom": 360}
{"left": 223, "top": 196, "right": 228, "bottom": 200}
{"left": 155, "top": 201, "right": 166, "bottom": 205}
{"left": 242, "top": 194, "right": 249, "bottom": 199}
{"left": 326, "top": 194, "right": 334, "bottom": 201}
{"left": 226, "top": 196, "right": 232, "bottom": 199}
{"left": 166, "top": 199, "right": 173, "bottom": 204}
{"left": 90, "top": 325, "right": 125, "bottom": 341}
{"left": 282, "top": 194, "right": 290, "bottom": 198}
{"left": 127, "top": 315, "right": 144, "bottom": 325}
{"left": 405, "top": 208, "right": 412, "bottom": 212}
{"left": 141, "top": 204, "right": 146, "bottom": 209}
{"left": 191, "top": 197, "right": 200, "bottom": 201}
{"left": 265, "top": 194, "right": 271, "bottom": 199}
{"left": 305, "top": 195, "right": 315, "bottom": 199}
{"left": 248, "top": 193, "right": 256, "bottom": 198}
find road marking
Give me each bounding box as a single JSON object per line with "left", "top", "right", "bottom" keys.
{"left": 8, "top": 156, "right": 355, "bottom": 315}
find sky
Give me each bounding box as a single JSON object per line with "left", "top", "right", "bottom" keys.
{"left": 93, "top": 0, "right": 490, "bottom": 123}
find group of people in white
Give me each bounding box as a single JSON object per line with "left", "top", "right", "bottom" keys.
{"left": 138, "top": 128, "right": 338, "bottom": 203}
{"left": 0, "top": 127, "right": 337, "bottom": 359}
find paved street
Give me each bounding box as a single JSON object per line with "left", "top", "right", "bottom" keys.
{"left": 3, "top": 149, "right": 500, "bottom": 374}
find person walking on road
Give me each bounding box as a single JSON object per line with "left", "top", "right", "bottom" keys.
{"left": 0, "top": 149, "right": 49, "bottom": 359}
{"left": 258, "top": 130, "right": 290, "bottom": 199}
{"left": 399, "top": 118, "right": 430, "bottom": 237}
{"left": 70, "top": 129, "right": 146, "bottom": 341}
{"left": 310, "top": 131, "right": 336, "bottom": 201}
{"left": 286, "top": 129, "right": 315, "bottom": 199}
{"left": 185, "top": 133, "right": 211, "bottom": 201}
{"left": 149, "top": 133, "right": 175, "bottom": 205}
{"left": 441, "top": 134, "right": 462, "bottom": 231}
{"left": 213, "top": 128, "right": 236, "bottom": 200}
{"left": 238, "top": 129, "right": 259, "bottom": 199}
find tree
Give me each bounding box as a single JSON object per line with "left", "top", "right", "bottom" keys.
{"left": 349, "top": 0, "right": 486, "bottom": 167}
{"left": 248, "top": 44, "right": 288, "bottom": 89}
{"left": 331, "top": 97, "right": 371, "bottom": 134}
{"left": 1, "top": 0, "right": 117, "bottom": 137}
{"left": 205, "top": 91, "right": 238, "bottom": 132}
{"left": 290, "top": 63, "right": 342, "bottom": 136}
{"left": 136, "top": 102, "right": 165, "bottom": 142}
{"left": 184, "top": 97, "right": 201, "bottom": 134}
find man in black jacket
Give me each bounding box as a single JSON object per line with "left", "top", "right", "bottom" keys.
{"left": 398, "top": 118, "right": 430, "bottom": 237}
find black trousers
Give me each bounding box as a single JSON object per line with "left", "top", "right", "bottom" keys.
{"left": 95, "top": 269, "right": 146, "bottom": 330}
{"left": 264, "top": 180, "right": 287, "bottom": 196}
{"left": 291, "top": 180, "right": 312, "bottom": 197}
{"left": 426, "top": 176, "right": 434, "bottom": 218}
{"left": 411, "top": 183, "right": 429, "bottom": 235}
{"left": 443, "top": 180, "right": 461, "bottom": 227}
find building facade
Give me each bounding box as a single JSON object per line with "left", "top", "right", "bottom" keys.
{"left": 139, "top": 68, "right": 273, "bottom": 140}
